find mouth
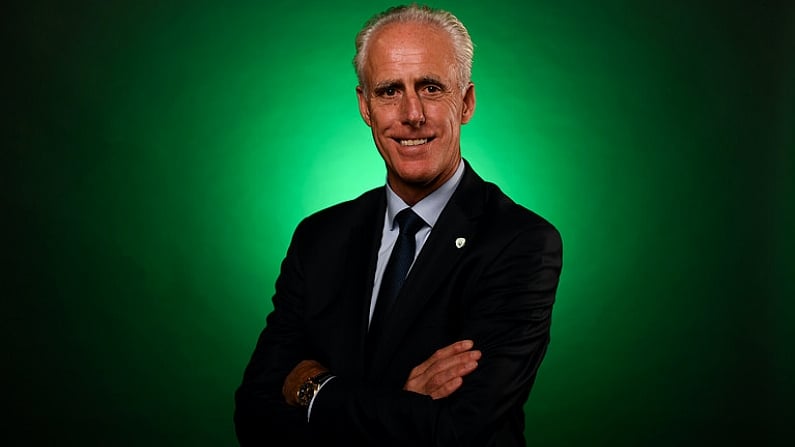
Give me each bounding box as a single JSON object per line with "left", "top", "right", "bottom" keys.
{"left": 397, "top": 138, "right": 433, "bottom": 146}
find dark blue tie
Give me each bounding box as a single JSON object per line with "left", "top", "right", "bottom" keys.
{"left": 368, "top": 208, "right": 425, "bottom": 338}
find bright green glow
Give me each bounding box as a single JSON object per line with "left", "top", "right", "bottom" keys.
{"left": 7, "top": 1, "right": 793, "bottom": 445}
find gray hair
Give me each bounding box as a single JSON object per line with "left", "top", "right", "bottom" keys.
{"left": 353, "top": 4, "right": 474, "bottom": 92}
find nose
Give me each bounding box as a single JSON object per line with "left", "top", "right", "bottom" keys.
{"left": 401, "top": 91, "right": 425, "bottom": 127}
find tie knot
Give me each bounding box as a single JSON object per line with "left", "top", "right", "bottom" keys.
{"left": 395, "top": 208, "right": 425, "bottom": 236}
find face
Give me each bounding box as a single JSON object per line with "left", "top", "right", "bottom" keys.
{"left": 357, "top": 22, "right": 476, "bottom": 204}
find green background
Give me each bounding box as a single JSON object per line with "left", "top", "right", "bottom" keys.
{"left": 6, "top": 0, "right": 793, "bottom": 445}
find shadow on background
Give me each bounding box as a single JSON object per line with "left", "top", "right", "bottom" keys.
{"left": 5, "top": 0, "right": 793, "bottom": 445}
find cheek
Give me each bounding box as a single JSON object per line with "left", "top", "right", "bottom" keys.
{"left": 370, "top": 105, "right": 397, "bottom": 127}
{"left": 429, "top": 101, "right": 462, "bottom": 126}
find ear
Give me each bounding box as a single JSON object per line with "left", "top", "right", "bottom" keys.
{"left": 460, "top": 82, "right": 476, "bottom": 124}
{"left": 356, "top": 85, "right": 372, "bottom": 127}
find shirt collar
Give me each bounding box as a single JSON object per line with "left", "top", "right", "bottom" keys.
{"left": 385, "top": 159, "right": 465, "bottom": 230}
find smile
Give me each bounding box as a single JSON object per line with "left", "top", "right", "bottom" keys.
{"left": 399, "top": 138, "right": 430, "bottom": 146}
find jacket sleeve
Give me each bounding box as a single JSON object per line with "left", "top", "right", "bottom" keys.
{"left": 233, "top": 222, "right": 316, "bottom": 446}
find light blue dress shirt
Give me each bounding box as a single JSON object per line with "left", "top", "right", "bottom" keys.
{"left": 368, "top": 159, "right": 466, "bottom": 325}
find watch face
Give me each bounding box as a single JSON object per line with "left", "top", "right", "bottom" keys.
{"left": 297, "top": 372, "right": 330, "bottom": 407}
{"left": 297, "top": 382, "right": 315, "bottom": 407}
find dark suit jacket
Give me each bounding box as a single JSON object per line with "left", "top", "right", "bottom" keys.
{"left": 234, "top": 161, "right": 563, "bottom": 446}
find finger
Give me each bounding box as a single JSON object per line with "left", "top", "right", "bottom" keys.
{"left": 403, "top": 355, "right": 479, "bottom": 396}
{"left": 415, "top": 349, "right": 481, "bottom": 381}
{"left": 408, "top": 340, "right": 475, "bottom": 378}
{"left": 408, "top": 349, "right": 480, "bottom": 389}
{"left": 430, "top": 376, "right": 463, "bottom": 400}
{"left": 432, "top": 339, "right": 475, "bottom": 361}
{"left": 425, "top": 359, "right": 478, "bottom": 395}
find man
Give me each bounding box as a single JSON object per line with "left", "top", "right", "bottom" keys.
{"left": 234, "top": 4, "right": 562, "bottom": 446}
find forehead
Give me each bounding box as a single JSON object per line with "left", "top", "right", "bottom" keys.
{"left": 364, "top": 22, "right": 456, "bottom": 82}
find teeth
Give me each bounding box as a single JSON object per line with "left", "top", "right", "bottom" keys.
{"left": 400, "top": 138, "right": 428, "bottom": 146}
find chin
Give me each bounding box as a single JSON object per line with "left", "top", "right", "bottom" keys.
{"left": 394, "top": 166, "right": 439, "bottom": 187}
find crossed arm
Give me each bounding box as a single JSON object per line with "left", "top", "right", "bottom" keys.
{"left": 283, "top": 339, "right": 482, "bottom": 407}
{"left": 235, "top": 218, "right": 562, "bottom": 445}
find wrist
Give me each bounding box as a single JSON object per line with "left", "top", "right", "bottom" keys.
{"left": 283, "top": 360, "right": 331, "bottom": 407}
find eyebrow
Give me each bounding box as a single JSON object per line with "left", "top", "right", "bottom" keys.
{"left": 417, "top": 76, "right": 446, "bottom": 89}
{"left": 372, "top": 76, "right": 448, "bottom": 93}
{"left": 373, "top": 80, "right": 404, "bottom": 93}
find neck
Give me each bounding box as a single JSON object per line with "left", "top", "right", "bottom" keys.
{"left": 388, "top": 159, "right": 461, "bottom": 206}
{"left": 390, "top": 185, "right": 432, "bottom": 206}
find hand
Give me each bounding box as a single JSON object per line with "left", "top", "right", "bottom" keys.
{"left": 403, "top": 339, "right": 481, "bottom": 399}
{"left": 282, "top": 359, "right": 328, "bottom": 406}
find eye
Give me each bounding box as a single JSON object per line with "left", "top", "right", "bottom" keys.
{"left": 421, "top": 84, "right": 445, "bottom": 96}
{"left": 374, "top": 86, "right": 400, "bottom": 99}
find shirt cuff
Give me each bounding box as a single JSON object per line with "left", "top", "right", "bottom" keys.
{"left": 306, "top": 375, "right": 336, "bottom": 421}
